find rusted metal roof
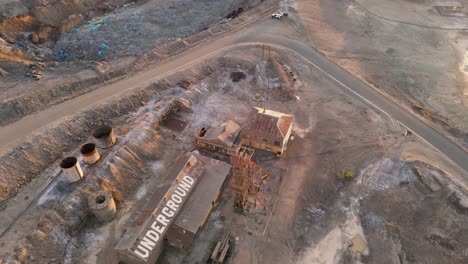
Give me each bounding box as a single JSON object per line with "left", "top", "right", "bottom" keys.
{"left": 115, "top": 153, "right": 202, "bottom": 264}
{"left": 196, "top": 120, "right": 241, "bottom": 148}
{"left": 218, "top": 120, "right": 240, "bottom": 145}
{"left": 277, "top": 115, "right": 294, "bottom": 138}
{"left": 246, "top": 108, "right": 293, "bottom": 139}
{"left": 173, "top": 154, "right": 231, "bottom": 233}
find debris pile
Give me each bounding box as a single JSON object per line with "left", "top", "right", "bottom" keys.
{"left": 53, "top": 0, "right": 261, "bottom": 61}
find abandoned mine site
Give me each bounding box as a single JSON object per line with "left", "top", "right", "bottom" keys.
{"left": 1, "top": 0, "right": 468, "bottom": 263}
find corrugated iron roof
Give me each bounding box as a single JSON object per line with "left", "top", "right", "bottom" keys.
{"left": 246, "top": 108, "right": 293, "bottom": 139}
{"left": 278, "top": 115, "right": 294, "bottom": 138}
{"left": 217, "top": 120, "right": 241, "bottom": 146}
{"left": 196, "top": 120, "right": 241, "bottom": 147}
{"left": 173, "top": 154, "right": 231, "bottom": 233}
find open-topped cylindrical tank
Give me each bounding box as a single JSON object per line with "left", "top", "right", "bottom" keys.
{"left": 88, "top": 190, "right": 117, "bottom": 222}
{"left": 60, "top": 156, "right": 84, "bottom": 182}
{"left": 92, "top": 125, "right": 116, "bottom": 148}
{"left": 80, "top": 143, "right": 100, "bottom": 165}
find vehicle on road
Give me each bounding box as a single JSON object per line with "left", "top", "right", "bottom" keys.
{"left": 271, "top": 12, "right": 288, "bottom": 19}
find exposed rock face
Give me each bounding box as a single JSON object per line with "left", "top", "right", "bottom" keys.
{"left": 31, "top": 26, "right": 55, "bottom": 44}
{"left": 59, "top": 14, "right": 83, "bottom": 33}
{"left": 0, "top": 0, "right": 29, "bottom": 20}
{"left": 449, "top": 189, "right": 468, "bottom": 214}
{"left": 0, "top": 0, "right": 127, "bottom": 44}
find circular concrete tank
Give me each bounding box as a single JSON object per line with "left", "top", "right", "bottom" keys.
{"left": 60, "top": 157, "right": 84, "bottom": 182}
{"left": 92, "top": 125, "right": 116, "bottom": 148}
{"left": 80, "top": 143, "right": 100, "bottom": 165}
{"left": 88, "top": 190, "right": 117, "bottom": 222}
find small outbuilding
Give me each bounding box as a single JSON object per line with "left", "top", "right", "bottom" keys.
{"left": 241, "top": 107, "right": 294, "bottom": 156}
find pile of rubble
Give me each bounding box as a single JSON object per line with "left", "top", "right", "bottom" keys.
{"left": 53, "top": 0, "right": 261, "bottom": 61}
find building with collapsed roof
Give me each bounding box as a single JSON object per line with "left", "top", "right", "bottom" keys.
{"left": 114, "top": 152, "right": 231, "bottom": 264}
{"left": 241, "top": 107, "right": 294, "bottom": 156}
{"left": 195, "top": 108, "right": 294, "bottom": 159}
{"left": 196, "top": 120, "right": 254, "bottom": 159}
{"left": 196, "top": 120, "right": 241, "bottom": 154}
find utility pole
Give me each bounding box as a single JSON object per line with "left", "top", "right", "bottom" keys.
{"left": 262, "top": 45, "right": 265, "bottom": 60}
{"left": 267, "top": 76, "right": 270, "bottom": 101}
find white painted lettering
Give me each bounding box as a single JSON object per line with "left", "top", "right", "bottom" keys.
{"left": 151, "top": 221, "right": 166, "bottom": 234}
{"left": 166, "top": 200, "right": 178, "bottom": 211}
{"left": 130, "top": 172, "right": 198, "bottom": 261}
{"left": 174, "top": 187, "right": 187, "bottom": 197}
{"left": 179, "top": 180, "right": 192, "bottom": 191}
{"left": 154, "top": 224, "right": 165, "bottom": 234}
{"left": 162, "top": 207, "right": 174, "bottom": 218}
{"left": 183, "top": 175, "right": 194, "bottom": 184}
{"left": 156, "top": 214, "right": 170, "bottom": 226}
{"left": 140, "top": 236, "right": 156, "bottom": 251}
{"left": 134, "top": 245, "right": 149, "bottom": 259}
{"left": 171, "top": 193, "right": 182, "bottom": 203}
{"left": 146, "top": 229, "right": 160, "bottom": 243}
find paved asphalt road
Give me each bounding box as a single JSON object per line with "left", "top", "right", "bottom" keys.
{"left": 1, "top": 17, "right": 467, "bottom": 173}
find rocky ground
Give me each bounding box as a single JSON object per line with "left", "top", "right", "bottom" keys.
{"left": 54, "top": 0, "right": 260, "bottom": 62}
{"left": 0, "top": 0, "right": 258, "bottom": 61}
{"left": 1, "top": 45, "right": 466, "bottom": 264}
{"left": 0, "top": 0, "right": 133, "bottom": 82}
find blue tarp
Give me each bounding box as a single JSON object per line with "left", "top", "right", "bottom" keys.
{"left": 56, "top": 50, "right": 68, "bottom": 62}
{"left": 98, "top": 43, "right": 107, "bottom": 58}
{"left": 87, "top": 18, "right": 108, "bottom": 30}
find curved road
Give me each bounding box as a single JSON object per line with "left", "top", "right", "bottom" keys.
{"left": 1, "top": 16, "right": 468, "bottom": 173}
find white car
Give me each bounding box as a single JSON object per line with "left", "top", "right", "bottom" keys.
{"left": 271, "top": 12, "right": 288, "bottom": 19}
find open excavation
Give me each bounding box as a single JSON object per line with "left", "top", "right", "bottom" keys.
{"left": 1, "top": 0, "right": 468, "bottom": 264}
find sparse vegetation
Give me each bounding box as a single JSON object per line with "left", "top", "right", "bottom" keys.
{"left": 337, "top": 169, "right": 355, "bottom": 181}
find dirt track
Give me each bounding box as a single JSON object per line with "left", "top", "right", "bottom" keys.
{"left": 2, "top": 18, "right": 468, "bottom": 177}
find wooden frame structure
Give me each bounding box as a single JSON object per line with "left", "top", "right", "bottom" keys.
{"left": 229, "top": 156, "right": 270, "bottom": 211}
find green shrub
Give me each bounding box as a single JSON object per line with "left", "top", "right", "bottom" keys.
{"left": 338, "top": 169, "right": 355, "bottom": 181}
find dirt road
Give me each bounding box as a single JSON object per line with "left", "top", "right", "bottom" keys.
{"left": 0, "top": 33, "right": 240, "bottom": 150}
{"left": 1, "top": 15, "right": 468, "bottom": 174}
